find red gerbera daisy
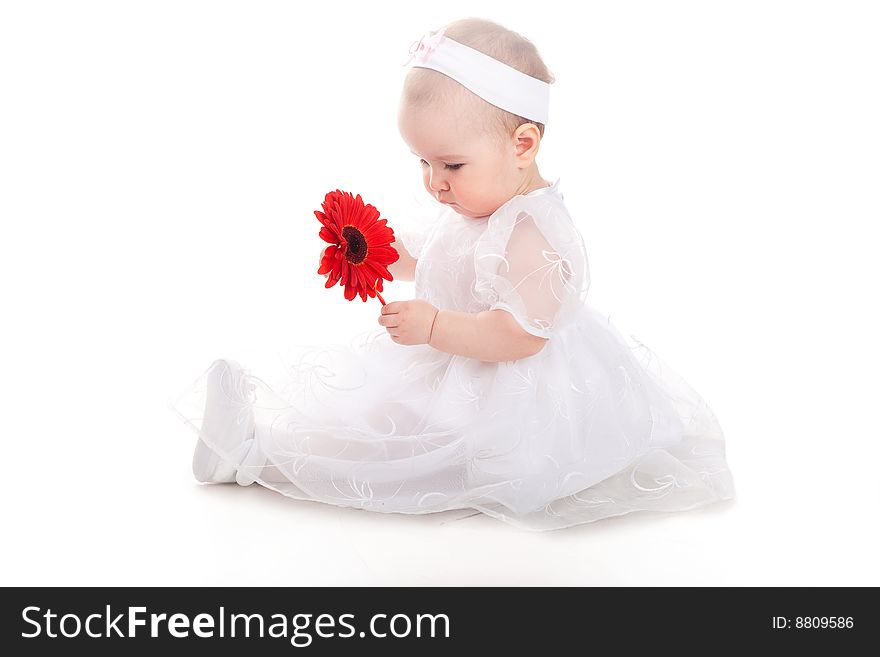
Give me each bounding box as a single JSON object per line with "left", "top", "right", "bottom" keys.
{"left": 315, "top": 189, "right": 399, "bottom": 304}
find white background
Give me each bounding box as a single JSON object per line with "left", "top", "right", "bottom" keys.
{"left": 1, "top": 0, "right": 878, "bottom": 585}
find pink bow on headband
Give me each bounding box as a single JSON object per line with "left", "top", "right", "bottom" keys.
{"left": 402, "top": 27, "right": 447, "bottom": 66}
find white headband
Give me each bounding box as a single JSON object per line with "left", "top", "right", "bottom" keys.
{"left": 402, "top": 27, "right": 550, "bottom": 126}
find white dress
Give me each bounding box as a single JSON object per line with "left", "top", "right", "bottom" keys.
{"left": 170, "top": 178, "right": 735, "bottom": 531}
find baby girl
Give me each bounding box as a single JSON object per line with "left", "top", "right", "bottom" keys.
{"left": 172, "top": 17, "right": 735, "bottom": 531}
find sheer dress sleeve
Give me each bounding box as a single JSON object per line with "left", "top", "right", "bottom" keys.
{"left": 472, "top": 198, "right": 589, "bottom": 339}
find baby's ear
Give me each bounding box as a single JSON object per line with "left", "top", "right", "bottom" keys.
{"left": 514, "top": 123, "right": 541, "bottom": 163}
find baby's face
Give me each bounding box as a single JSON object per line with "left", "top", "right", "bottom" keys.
{"left": 398, "top": 102, "right": 521, "bottom": 220}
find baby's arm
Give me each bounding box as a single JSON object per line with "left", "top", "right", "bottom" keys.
{"left": 429, "top": 308, "right": 547, "bottom": 362}
{"left": 388, "top": 239, "right": 417, "bottom": 282}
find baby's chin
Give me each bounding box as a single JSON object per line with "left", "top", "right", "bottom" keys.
{"left": 448, "top": 203, "right": 491, "bottom": 220}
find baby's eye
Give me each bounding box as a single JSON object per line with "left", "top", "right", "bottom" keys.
{"left": 420, "top": 159, "right": 464, "bottom": 171}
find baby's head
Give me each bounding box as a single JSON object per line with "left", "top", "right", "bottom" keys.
{"left": 398, "top": 18, "right": 556, "bottom": 220}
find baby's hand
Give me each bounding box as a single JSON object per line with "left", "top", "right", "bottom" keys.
{"left": 317, "top": 246, "right": 329, "bottom": 277}
{"left": 378, "top": 299, "right": 439, "bottom": 346}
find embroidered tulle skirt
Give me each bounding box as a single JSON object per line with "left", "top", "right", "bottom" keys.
{"left": 169, "top": 303, "right": 735, "bottom": 531}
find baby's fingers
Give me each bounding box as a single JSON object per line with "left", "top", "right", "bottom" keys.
{"left": 317, "top": 247, "right": 330, "bottom": 277}
{"left": 378, "top": 313, "right": 399, "bottom": 329}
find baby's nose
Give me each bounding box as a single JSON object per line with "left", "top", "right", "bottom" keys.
{"left": 427, "top": 169, "right": 448, "bottom": 192}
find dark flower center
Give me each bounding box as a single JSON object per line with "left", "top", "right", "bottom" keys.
{"left": 342, "top": 225, "right": 367, "bottom": 264}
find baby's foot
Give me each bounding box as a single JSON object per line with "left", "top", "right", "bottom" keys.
{"left": 192, "top": 359, "right": 256, "bottom": 483}
{"left": 234, "top": 432, "right": 266, "bottom": 487}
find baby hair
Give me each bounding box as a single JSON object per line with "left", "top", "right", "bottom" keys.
{"left": 401, "top": 17, "right": 556, "bottom": 145}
